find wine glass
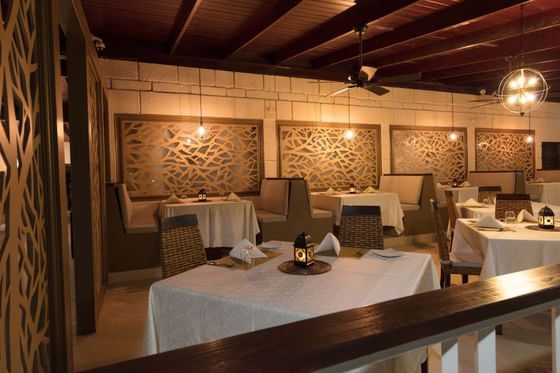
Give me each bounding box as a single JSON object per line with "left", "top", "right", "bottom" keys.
{"left": 505, "top": 210, "right": 516, "bottom": 225}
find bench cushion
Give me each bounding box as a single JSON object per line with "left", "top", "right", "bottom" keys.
{"left": 117, "top": 184, "right": 134, "bottom": 229}
{"left": 311, "top": 208, "right": 333, "bottom": 219}
{"left": 467, "top": 172, "right": 516, "bottom": 194}
{"left": 255, "top": 210, "right": 287, "bottom": 223}
{"left": 379, "top": 175, "right": 423, "bottom": 205}
{"left": 259, "top": 179, "right": 289, "bottom": 216}
{"left": 401, "top": 203, "right": 420, "bottom": 211}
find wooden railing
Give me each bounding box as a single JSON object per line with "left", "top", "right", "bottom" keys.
{"left": 82, "top": 264, "right": 560, "bottom": 372}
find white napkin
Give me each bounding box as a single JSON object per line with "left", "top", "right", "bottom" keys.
{"left": 324, "top": 187, "right": 336, "bottom": 195}
{"left": 363, "top": 186, "right": 376, "bottom": 193}
{"left": 516, "top": 209, "right": 538, "bottom": 223}
{"left": 229, "top": 239, "right": 267, "bottom": 263}
{"left": 462, "top": 198, "right": 481, "bottom": 207}
{"left": 165, "top": 194, "right": 181, "bottom": 203}
{"left": 436, "top": 182, "right": 445, "bottom": 188}
{"left": 315, "top": 233, "right": 341, "bottom": 256}
{"left": 476, "top": 215, "right": 505, "bottom": 229}
{"left": 226, "top": 192, "right": 240, "bottom": 201}
{"left": 460, "top": 181, "right": 472, "bottom": 187}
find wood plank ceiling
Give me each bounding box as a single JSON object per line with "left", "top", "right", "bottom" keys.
{"left": 81, "top": 0, "right": 560, "bottom": 102}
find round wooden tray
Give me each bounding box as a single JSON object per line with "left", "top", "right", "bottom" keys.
{"left": 525, "top": 224, "right": 560, "bottom": 232}
{"left": 277, "top": 260, "right": 331, "bottom": 275}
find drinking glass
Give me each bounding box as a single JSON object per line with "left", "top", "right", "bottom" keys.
{"left": 505, "top": 210, "right": 516, "bottom": 225}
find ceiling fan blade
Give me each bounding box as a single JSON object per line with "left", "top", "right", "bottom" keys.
{"left": 377, "top": 72, "right": 421, "bottom": 84}
{"left": 468, "top": 94, "right": 499, "bottom": 103}
{"left": 363, "top": 83, "right": 390, "bottom": 96}
{"left": 360, "top": 66, "right": 377, "bottom": 81}
{"left": 470, "top": 102, "right": 499, "bottom": 109}
{"left": 328, "top": 86, "right": 353, "bottom": 97}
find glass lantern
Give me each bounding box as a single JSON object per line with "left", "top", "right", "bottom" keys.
{"left": 294, "top": 232, "right": 314, "bottom": 267}
{"left": 198, "top": 189, "right": 207, "bottom": 202}
{"left": 538, "top": 205, "right": 555, "bottom": 229}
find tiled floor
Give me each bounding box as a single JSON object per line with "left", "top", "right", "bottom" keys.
{"left": 73, "top": 240, "right": 552, "bottom": 372}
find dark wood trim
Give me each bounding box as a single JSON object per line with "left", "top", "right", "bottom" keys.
{"left": 314, "top": 0, "right": 527, "bottom": 68}
{"left": 82, "top": 263, "right": 560, "bottom": 373}
{"left": 167, "top": 0, "right": 204, "bottom": 55}
{"left": 36, "top": 0, "right": 73, "bottom": 370}
{"left": 223, "top": 0, "right": 304, "bottom": 59}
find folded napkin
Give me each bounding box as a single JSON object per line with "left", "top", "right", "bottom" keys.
{"left": 460, "top": 181, "right": 472, "bottom": 187}
{"left": 164, "top": 194, "right": 181, "bottom": 203}
{"left": 324, "top": 187, "right": 336, "bottom": 195}
{"left": 226, "top": 192, "right": 240, "bottom": 201}
{"left": 229, "top": 239, "right": 267, "bottom": 263}
{"left": 462, "top": 198, "right": 481, "bottom": 207}
{"left": 363, "top": 186, "right": 376, "bottom": 193}
{"left": 315, "top": 233, "right": 341, "bottom": 256}
{"left": 475, "top": 215, "right": 505, "bottom": 229}
{"left": 516, "top": 209, "right": 538, "bottom": 223}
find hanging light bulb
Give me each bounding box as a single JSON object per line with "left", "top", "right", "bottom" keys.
{"left": 448, "top": 132, "right": 458, "bottom": 141}
{"left": 526, "top": 134, "right": 534, "bottom": 143}
{"left": 525, "top": 113, "right": 534, "bottom": 143}
{"left": 197, "top": 68, "right": 205, "bottom": 139}
{"left": 197, "top": 123, "right": 205, "bottom": 137}
{"left": 448, "top": 92, "right": 458, "bottom": 142}
{"left": 343, "top": 91, "right": 354, "bottom": 140}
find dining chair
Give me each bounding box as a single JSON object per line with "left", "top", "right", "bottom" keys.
{"left": 494, "top": 193, "right": 532, "bottom": 220}
{"left": 477, "top": 185, "right": 502, "bottom": 203}
{"left": 429, "top": 199, "right": 482, "bottom": 288}
{"left": 338, "top": 205, "right": 383, "bottom": 250}
{"left": 159, "top": 214, "right": 207, "bottom": 278}
{"left": 444, "top": 190, "right": 460, "bottom": 237}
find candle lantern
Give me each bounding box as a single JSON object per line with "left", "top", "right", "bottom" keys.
{"left": 452, "top": 178, "right": 458, "bottom": 188}
{"left": 293, "top": 232, "right": 314, "bottom": 267}
{"left": 349, "top": 183, "right": 356, "bottom": 194}
{"left": 538, "top": 205, "right": 555, "bottom": 229}
{"left": 198, "top": 189, "right": 207, "bottom": 202}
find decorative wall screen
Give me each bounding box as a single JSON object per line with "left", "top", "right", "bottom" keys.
{"left": 391, "top": 126, "right": 468, "bottom": 182}
{"left": 476, "top": 129, "right": 535, "bottom": 179}
{"left": 278, "top": 122, "right": 381, "bottom": 189}
{"left": 119, "top": 115, "right": 263, "bottom": 197}
{"left": 0, "top": 0, "right": 50, "bottom": 371}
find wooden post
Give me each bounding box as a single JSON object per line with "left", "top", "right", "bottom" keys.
{"left": 441, "top": 338, "right": 459, "bottom": 373}
{"left": 476, "top": 327, "right": 496, "bottom": 372}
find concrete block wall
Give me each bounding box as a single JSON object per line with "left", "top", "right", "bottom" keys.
{"left": 101, "top": 59, "right": 560, "bottom": 183}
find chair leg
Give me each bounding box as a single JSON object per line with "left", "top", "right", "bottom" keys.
{"left": 421, "top": 359, "right": 428, "bottom": 373}
{"left": 445, "top": 273, "right": 451, "bottom": 288}
{"left": 440, "top": 268, "right": 445, "bottom": 288}
{"left": 462, "top": 274, "right": 468, "bottom": 284}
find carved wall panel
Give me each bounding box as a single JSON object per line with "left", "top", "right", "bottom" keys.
{"left": 0, "top": 0, "right": 50, "bottom": 371}
{"left": 278, "top": 122, "right": 381, "bottom": 189}
{"left": 476, "top": 129, "right": 535, "bottom": 179}
{"left": 391, "top": 126, "right": 468, "bottom": 182}
{"left": 119, "top": 115, "right": 263, "bottom": 197}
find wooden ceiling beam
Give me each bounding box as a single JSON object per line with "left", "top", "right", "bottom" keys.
{"left": 167, "top": 0, "right": 204, "bottom": 55}
{"left": 367, "top": 8, "right": 560, "bottom": 69}
{"left": 222, "top": 0, "right": 303, "bottom": 59}
{"left": 440, "top": 62, "right": 560, "bottom": 86}
{"left": 313, "top": 0, "right": 527, "bottom": 68}
{"left": 269, "top": 0, "right": 418, "bottom": 65}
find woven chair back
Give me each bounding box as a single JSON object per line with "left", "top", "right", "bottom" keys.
{"left": 494, "top": 194, "right": 532, "bottom": 220}
{"left": 444, "top": 190, "right": 460, "bottom": 231}
{"left": 159, "top": 214, "right": 207, "bottom": 278}
{"left": 429, "top": 199, "right": 450, "bottom": 262}
{"left": 477, "top": 185, "right": 502, "bottom": 203}
{"left": 338, "top": 205, "right": 383, "bottom": 250}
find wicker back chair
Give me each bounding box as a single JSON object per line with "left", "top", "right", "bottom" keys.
{"left": 444, "top": 190, "right": 460, "bottom": 234}
{"left": 429, "top": 199, "right": 481, "bottom": 287}
{"left": 338, "top": 205, "right": 383, "bottom": 250}
{"left": 477, "top": 186, "right": 502, "bottom": 203}
{"left": 495, "top": 194, "right": 532, "bottom": 220}
{"left": 159, "top": 214, "right": 207, "bottom": 278}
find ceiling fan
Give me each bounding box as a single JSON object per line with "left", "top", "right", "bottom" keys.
{"left": 469, "top": 89, "right": 500, "bottom": 109}
{"left": 326, "top": 25, "right": 421, "bottom": 97}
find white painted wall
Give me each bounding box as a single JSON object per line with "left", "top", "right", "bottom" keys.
{"left": 101, "top": 59, "right": 560, "bottom": 183}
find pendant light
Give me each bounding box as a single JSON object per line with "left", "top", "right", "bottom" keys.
{"left": 344, "top": 91, "right": 354, "bottom": 140}
{"left": 197, "top": 68, "right": 205, "bottom": 138}
{"left": 448, "top": 92, "right": 458, "bottom": 142}
{"left": 526, "top": 113, "right": 534, "bottom": 143}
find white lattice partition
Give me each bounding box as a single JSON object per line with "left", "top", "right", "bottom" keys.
{"left": 390, "top": 126, "right": 468, "bottom": 182}
{"left": 278, "top": 122, "right": 381, "bottom": 189}
{"left": 119, "top": 115, "right": 264, "bottom": 197}
{"left": 475, "top": 128, "right": 535, "bottom": 179}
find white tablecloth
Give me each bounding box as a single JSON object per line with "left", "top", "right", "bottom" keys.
{"left": 527, "top": 182, "right": 560, "bottom": 205}
{"left": 145, "top": 243, "right": 438, "bottom": 371}
{"left": 158, "top": 199, "right": 260, "bottom": 247}
{"left": 458, "top": 202, "right": 560, "bottom": 220}
{"left": 436, "top": 186, "right": 479, "bottom": 204}
{"left": 311, "top": 192, "right": 405, "bottom": 233}
{"left": 452, "top": 218, "right": 560, "bottom": 279}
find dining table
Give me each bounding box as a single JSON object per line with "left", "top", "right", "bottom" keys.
{"left": 158, "top": 198, "right": 260, "bottom": 247}
{"left": 310, "top": 191, "right": 405, "bottom": 234}
{"left": 145, "top": 242, "right": 439, "bottom": 372}
{"left": 436, "top": 185, "right": 479, "bottom": 204}
{"left": 526, "top": 182, "right": 560, "bottom": 205}
{"left": 457, "top": 201, "right": 560, "bottom": 220}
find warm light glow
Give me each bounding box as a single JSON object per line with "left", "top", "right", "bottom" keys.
{"left": 525, "top": 92, "right": 536, "bottom": 102}
{"left": 509, "top": 80, "right": 519, "bottom": 89}
{"left": 507, "top": 95, "right": 517, "bottom": 104}
{"left": 197, "top": 125, "right": 206, "bottom": 137}
{"left": 528, "top": 77, "right": 538, "bottom": 86}
{"left": 448, "top": 132, "right": 458, "bottom": 141}
{"left": 498, "top": 68, "right": 548, "bottom": 115}
{"left": 344, "top": 129, "right": 354, "bottom": 140}
{"left": 526, "top": 134, "right": 534, "bottom": 143}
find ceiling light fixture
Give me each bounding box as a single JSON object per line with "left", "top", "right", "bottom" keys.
{"left": 526, "top": 113, "right": 534, "bottom": 143}
{"left": 197, "top": 68, "right": 205, "bottom": 138}
{"left": 498, "top": 5, "right": 548, "bottom": 116}
{"left": 448, "top": 92, "right": 458, "bottom": 142}
{"left": 344, "top": 91, "right": 354, "bottom": 140}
